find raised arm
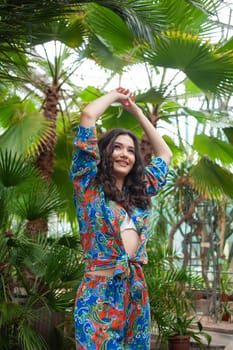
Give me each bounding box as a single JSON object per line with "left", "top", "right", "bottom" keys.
{"left": 80, "top": 89, "right": 131, "bottom": 127}
{"left": 117, "top": 87, "right": 173, "bottom": 164}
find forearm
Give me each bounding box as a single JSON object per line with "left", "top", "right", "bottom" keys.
{"left": 80, "top": 91, "right": 119, "bottom": 127}
{"left": 132, "top": 107, "right": 173, "bottom": 164}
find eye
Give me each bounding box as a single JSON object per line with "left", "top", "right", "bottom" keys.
{"left": 113, "top": 143, "right": 121, "bottom": 150}
{"left": 128, "top": 148, "right": 135, "bottom": 154}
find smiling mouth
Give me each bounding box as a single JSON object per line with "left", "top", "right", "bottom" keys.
{"left": 116, "top": 161, "right": 129, "bottom": 167}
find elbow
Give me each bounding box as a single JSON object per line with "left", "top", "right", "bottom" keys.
{"left": 80, "top": 109, "right": 95, "bottom": 127}
{"left": 81, "top": 109, "right": 92, "bottom": 120}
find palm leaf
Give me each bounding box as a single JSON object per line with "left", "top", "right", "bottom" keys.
{"left": 189, "top": 156, "right": 233, "bottom": 199}
{"left": 18, "top": 321, "right": 47, "bottom": 350}
{"left": 136, "top": 87, "right": 166, "bottom": 104}
{"left": 96, "top": 0, "right": 165, "bottom": 37}
{"left": 144, "top": 30, "right": 233, "bottom": 95}
{"left": 0, "top": 150, "right": 39, "bottom": 189}
{"left": 193, "top": 134, "right": 233, "bottom": 164}
{"left": 0, "top": 0, "right": 164, "bottom": 51}
{"left": 0, "top": 113, "right": 54, "bottom": 157}
{"left": 185, "top": 0, "right": 222, "bottom": 16}
{"left": 14, "top": 182, "right": 66, "bottom": 221}
{"left": 148, "top": 0, "right": 223, "bottom": 41}
{"left": 87, "top": 4, "right": 135, "bottom": 53}
{"left": 87, "top": 34, "right": 137, "bottom": 71}
{"left": 29, "top": 18, "right": 86, "bottom": 48}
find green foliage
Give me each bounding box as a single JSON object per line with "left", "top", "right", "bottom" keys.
{"left": 190, "top": 157, "right": 233, "bottom": 199}
{"left": 144, "top": 241, "right": 211, "bottom": 348}
{"left": 0, "top": 232, "right": 83, "bottom": 349}
{"left": 193, "top": 134, "right": 233, "bottom": 164}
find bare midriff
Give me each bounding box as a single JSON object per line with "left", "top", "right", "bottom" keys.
{"left": 87, "top": 228, "right": 139, "bottom": 277}
{"left": 87, "top": 267, "right": 116, "bottom": 277}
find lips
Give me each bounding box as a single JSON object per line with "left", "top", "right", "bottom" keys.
{"left": 115, "top": 160, "right": 129, "bottom": 167}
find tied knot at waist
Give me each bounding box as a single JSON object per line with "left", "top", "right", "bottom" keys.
{"left": 113, "top": 254, "right": 143, "bottom": 278}
{"left": 86, "top": 255, "right": 146, "bottom": 302}
{"left": 87, "top": 254, "right": 144, "bottom": 278}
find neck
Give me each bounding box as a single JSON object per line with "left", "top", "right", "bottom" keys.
{"left": 116, "top": 178, "right": 124, "bottom": 191}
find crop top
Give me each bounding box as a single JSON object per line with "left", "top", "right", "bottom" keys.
{"left": 120, "top": 214, "right": 137, "bottom": 232}
{"left": 70, "top": 125, "right": 169, "bottom": 278}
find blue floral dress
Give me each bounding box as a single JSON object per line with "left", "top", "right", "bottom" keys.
{"left": 70, "top": 125, "right": 169, "bottom": 349}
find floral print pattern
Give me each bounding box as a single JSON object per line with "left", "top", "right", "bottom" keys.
{"left": 70, "top": 125, "right": 169, "bottom": 349}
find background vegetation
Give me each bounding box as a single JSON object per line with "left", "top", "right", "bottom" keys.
{"left": 0, "top": 0, "right": 233, "bottom": 349}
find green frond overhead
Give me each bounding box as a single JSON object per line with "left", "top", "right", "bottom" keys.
{"left": 156, "top": 0, "right": 221, "bottom": 35}
{"left": 101, "top": 108, "right": 141, "bottom": 135}
{"left": 86, "top": 4, "right": 135, "bottom": 54}
{"left": 143, "top": 30, "right": 233, "bottom": 95}
{"left": 185, "top": 0, "right": 222, "bottom": 16}
{"left": 0, "top": 47, "right": 29, "bottom": 84}
{"left": 87, "top": 34, "right": 137, "bottom": 72}
{"left": 136, "top": 87, "right": 166, "bottom": 104}
{"left": 78, "top": 85, "right": 102, "bottom": 103}
{"left": 189, "top": 156, "right": 233, "bottom": 199}
{"left": 216, "top": 36, "right": 233, "bottom": 52}
{"left": 28, "top": 18, "right": 87, "bottom": 48}
{"left": 59, "top": 18, "right": 87, "bottom": 48}
{"left": 90, "top": 0, "right": 165, "bottom": 44}
{"left": 0, "top": 113, "right": 54, "bottom": 158}
{"left": 193, "top": 134, "right": 233, "bottom": 164}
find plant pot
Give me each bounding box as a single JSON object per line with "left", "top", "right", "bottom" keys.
{"left": 169, "top": 335, "right": 190, "bottom": 350}
{"left": 222, "top": 312, "right": 231, "bottom": 321}
{"left": 221, "top": 293, "right": 228, "bottom": 302}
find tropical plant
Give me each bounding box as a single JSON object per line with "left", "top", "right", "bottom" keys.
{"left": 0, "top": 1, "right": 233, "bottom": 347}
{"left": 0, "top": 231, "right": 84, "bottom": 350}
{"left": 144, "top": 240, "right": 211, "bottom": 349}
{"left": 0, "top": 149, "right": 84, "bottom": 349}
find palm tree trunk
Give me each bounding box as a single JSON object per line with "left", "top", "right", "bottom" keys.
{"left": 27, "top": 83, "right": 60, "bottom": 236}
{"left": 36, "top": 84, "right": 59, "bottom": 181}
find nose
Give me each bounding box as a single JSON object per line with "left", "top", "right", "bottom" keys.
{"left": 120, "top": 148, "right": 128, "bottom": 157}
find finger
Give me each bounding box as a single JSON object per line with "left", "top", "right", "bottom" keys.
{"left": 131, "top": 94, "right": 136, "bottom": 102}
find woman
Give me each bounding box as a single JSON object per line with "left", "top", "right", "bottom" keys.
{"left": 70, "top": 87, "right": 172, "bottom": 349}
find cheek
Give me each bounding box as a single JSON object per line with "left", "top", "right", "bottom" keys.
{"left": 111, "top": 149, "right": 119, "bottom": 159}
{"left": 130, "top": 154, "right": 136, "bottom": 164}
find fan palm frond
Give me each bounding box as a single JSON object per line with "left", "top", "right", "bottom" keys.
{"left": 193, "top": 134, "right": 233, "bottom": 164}
{"left": 189, "top": 156, "right": 233, "bottom": 199}
{"left": 0, "top": 150, "right": 39, "bottom": 189}
{"left": 144, "top": 30, "right": 233, "bottom": 95}
{"left": 87, "top": 34, "right": 137, "bottom": 72}
{"left": 136, "top": 87, "right": 167, "bottom": 104}
{"left": 87, "top": 4, "right": 135, "bottom": 53}
{"left": 185, "top": 0, "right": 222, "bottom": 16}
{"left": 14, "top": 182, "right": 66, "bottom": 221}
{"left": 0, "top": 113, "right": 54, "bottom": 158}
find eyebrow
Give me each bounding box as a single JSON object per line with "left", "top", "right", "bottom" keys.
{"left": 114, "top": 141, "right": 135, "bottom": 150}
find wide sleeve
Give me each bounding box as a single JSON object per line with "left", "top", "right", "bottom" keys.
{"left": 70, "top": 125, "right": 100, "bottom": 193}
{"left": 144, "top": 156, "right": 169, "bottom": 196}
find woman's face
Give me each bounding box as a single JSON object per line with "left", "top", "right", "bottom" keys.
{"left": 111, "top": 134, "right": 136, "bottom": 181}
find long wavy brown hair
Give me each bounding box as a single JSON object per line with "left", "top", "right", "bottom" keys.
{"left": 94, "top": 128, "right": 151, "bottom": 213}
